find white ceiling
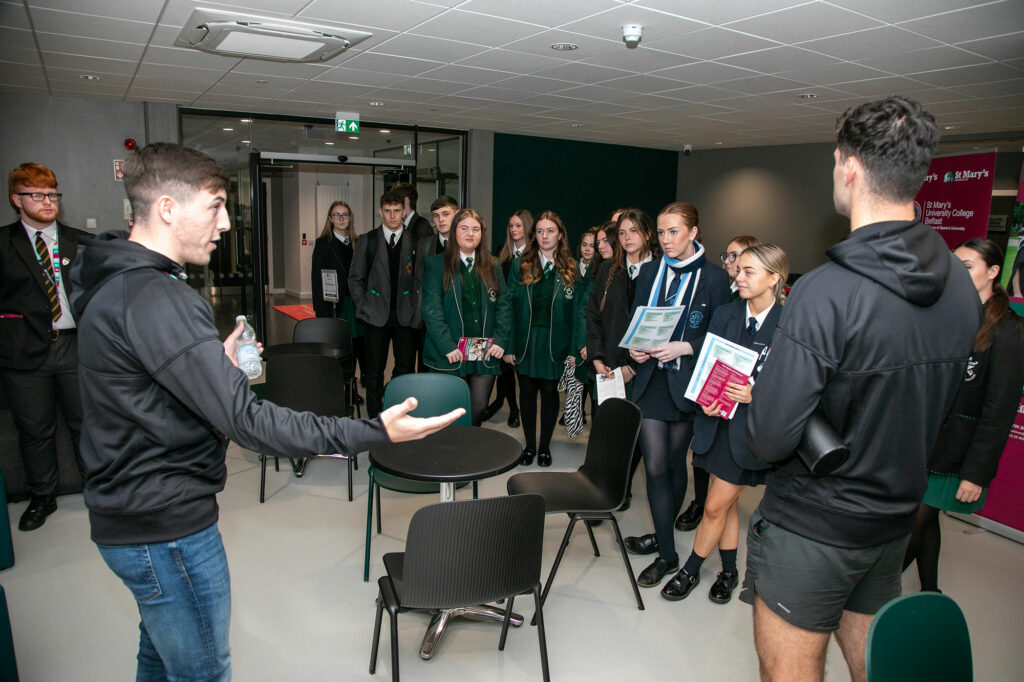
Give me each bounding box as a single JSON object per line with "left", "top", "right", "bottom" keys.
{"left": 2, "top": 0, "right": 1023, "bottom": 151}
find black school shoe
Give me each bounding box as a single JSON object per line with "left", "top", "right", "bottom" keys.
{"left": 537, "top": 449, "right": 552, "bottom": 467}
{"left": 19, "top": 495, "right": 57, "bottom": 532}
{"left": 507, "top": 409, "right": 520, "bottom": 428}
{"left": 674, "top": 500, "right": 704, "bottom": 531}
{"left": 661, "top": 568, "right": 700, "bottom": 601}
{"left": 637, "top": 558, "right": 679, "bottom": 588}
{"left": 519, "top": 447, "right": 536, "bottom": 466}
{"left": 708, "top": 570, "right": 738, "bottom": 604}
{"left": 623, "top": 533, "right": 659, "bottom": 556}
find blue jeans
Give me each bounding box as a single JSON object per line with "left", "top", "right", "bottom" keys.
{"left": 97, "top": 523, "right": 232, "bottom": 681}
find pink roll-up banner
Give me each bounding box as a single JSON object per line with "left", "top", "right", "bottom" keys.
{"left": 915, "top": 151, "right": 997, "bottom": 249}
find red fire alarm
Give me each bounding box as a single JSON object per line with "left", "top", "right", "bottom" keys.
{"left": 124, "top": 138, "right": 137, "bottom": 151}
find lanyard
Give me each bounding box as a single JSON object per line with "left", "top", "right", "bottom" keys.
{"left": 35, "top": 234, "right": 62, "bottom": 290}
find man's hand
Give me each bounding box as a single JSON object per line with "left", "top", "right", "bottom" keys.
{"left": 379, "top": 397, "right": 465, "bottom": 443}
{"left": 223, "top": 319, "right": 263, "bottom": 368}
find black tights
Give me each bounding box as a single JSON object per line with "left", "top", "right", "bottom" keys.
{"left": 494, "top": 363, "right": 519, "bottom": 413}
{"left": 639, "top": 417, "right": 695, "bottom": 564}
{"left": 465, "top": 374, "right": 496, "bottom": 427}
{"left": 903, "top": 503, "right": 941, "bottom": 591}
{"left": 517, "top": 374, "right": 559, "bottom": 452}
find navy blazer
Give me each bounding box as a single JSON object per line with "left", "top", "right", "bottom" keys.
{"left": 691, "top": 300, "right": 783, "bottom": 471}
{"left": 631, "top": 259, "right": 730, "bottom": 412}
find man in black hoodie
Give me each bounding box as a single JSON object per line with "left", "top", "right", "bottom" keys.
{"left": 70, "top": 143, "right": 462, "bottom": 681}
{"left": 741, "top": 97, "right": 980, "bottom": 681}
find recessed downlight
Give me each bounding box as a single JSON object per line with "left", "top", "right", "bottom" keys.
{"left": 379, "top": 129, "right": 391, "bottom": 134}
{"left": 943, "top": 124, "right": 962, "bottom": 130}
{"left": 222, "top": 127, "right": 234, "bottom": 132}
{"left": 324, "top": 141, "right": 335, "bottom": 145}
{"left": 240, "top": 118, "right": 252, "bottom": 123}
{"left": 79, "top": 74, "right": 101, "bottom": 80}
{"left": 796, "top": 93, "right": 818, "bottom": 99}
{"left": 569, "top": 122, "right": 583, "bottom": 128}
{"left": 551, "top": 43, "right": 578, "bottom": 51}
{"left": 368, "top": 101, "right": 385, "bottom": 107}
{"left": 349, "top": 135, "right": 359, "bottom": 140}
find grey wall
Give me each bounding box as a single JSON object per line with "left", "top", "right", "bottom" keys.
{"left": 1, "top": 93, "right": 179, "bottom": 233}
{"left": 467, "top": 129, "right": 494, "bottom": 249}
{"left": 677, "top": 141, "right": 849, "bottom": 276}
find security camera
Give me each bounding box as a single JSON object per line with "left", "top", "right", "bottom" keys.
{"left": 337, "top": 155, "right": 349, "bottom": 163}
{"left": 622, "top": 24, "right": 642, "bottom": 49}
{"left": 683, "top": 145, "right": 693, "bottom": 156}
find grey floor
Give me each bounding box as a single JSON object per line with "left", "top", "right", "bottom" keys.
{"left": 4, "top": 401, "right": 1024, "bottom": 681}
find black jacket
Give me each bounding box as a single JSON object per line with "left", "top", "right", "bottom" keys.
{"left": 691, "top": 300, "right": 782, "bottom": 471}
{"left": 928, "top": 307, "right": 1024, "bottom": 487}
{"left": 747, "top": 220, "right": 981, "bottom": 548}
{"left": 71, "top": 231, "right": 389, "bottom": 545}
{"left": 310, "top": 233, "right": 354, "bottom": 318}
{"left": 0, "top": 220, "right": 91, "bottom": 370}
{"left": 585, "top": 260, "right": 634, "bottom": 373}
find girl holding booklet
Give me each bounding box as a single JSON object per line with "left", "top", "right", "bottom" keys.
{"left": 420, "top": 208, "right": 510, "bottom": 426}
{"left": 623, "top": 202, "right": 730, "bottom": 589}
{"left": 661, "top": 244, "right": 789, "bottom": 604}
{"left": 504, "top": 211, "right": 579, "bottom": 467}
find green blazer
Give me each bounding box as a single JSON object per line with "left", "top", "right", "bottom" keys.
{"left": 420, "top": 253, "right": 511, "bottom": 373}
{"left": 573, "top": 262, "right": 597, "bottom": 381}
{"left": 505, "top": 258, "right": 580, "bottom": 376}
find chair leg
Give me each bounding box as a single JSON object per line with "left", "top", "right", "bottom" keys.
{"left": 370, "top": 594, "right": 384, "bottom": 674}
{"left": 376, "top": 485, "right": 382, "bottom": 534}
{"left": 473, "top": 480, "right": 478, "bottom": 499}
{"left": 365, "top": 475, "right": 375, "bottom": 583}
{"left": 388, "top": 607, "right": 400, "bottom": 682}
{"left": 584, "top": 519, "right": 600, "bottom": 557}
{"left": 498, "top": 595, "right": 515, "bottom": 651}
{"left": 354, "top": 452, "right": 359, "bottom": 471}
{"left": 609, "top": 515, "right": 645, "bottom": 611}
{"left": 534, "top": 517, "right": 577, "bottom": 625}
{"left": 259, "top": 455, "right": 267, "bottom": 503}
{"left": 533, "top": 586, "right": 551, "bottom": 682}
{"left": 274, "top": 456, "right": 280, "bottom": 472}
{"left": 347, "top": 457, "right": 354, "bottom": 502}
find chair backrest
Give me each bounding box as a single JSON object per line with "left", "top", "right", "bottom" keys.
{"left": 293, "top": 317, "right": 352, "bottom": 353}
{"left": 264, "top": 353, "right": 348, "bottom": 418}
{"left": 399, "top": 494, "right": 546, "bottom": 608}
{"left": 382, "top": 373, "right": 472, "bottom": 426}
{"left": 865, "top": 592, "right": 972, "bottom": 682}
{"left": 578, "top": 398, "right": 642, "bottom": 509}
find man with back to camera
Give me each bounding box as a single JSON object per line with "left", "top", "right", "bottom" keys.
{"left": 1, "top": 162, "right": 91, "bottom": 531}
{"left": 69, "top": 142, "right": 462, "bottom": 680}
{"left": 415, "top": 194, "right": 459, "bottom": 372}
{"left": 742, "top": 96, "right": 981, "bottom": 681}
{"left": 348, "top": 190, "right": 422, "bottom": 416}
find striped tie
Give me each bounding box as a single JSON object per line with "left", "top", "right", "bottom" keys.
{"left": 34, "top": 231, "right": 61, "bottom": 323}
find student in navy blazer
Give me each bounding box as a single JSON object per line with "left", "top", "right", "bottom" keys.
{"left": 662, "top": 244, "right": 789, "bottom": 604}
{"left": 622, "top": 202, "right": 730, "bottom": 590}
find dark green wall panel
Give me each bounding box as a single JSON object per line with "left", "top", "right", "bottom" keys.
{"left": 491, "top": 133, "right": 678, "bottom": 252}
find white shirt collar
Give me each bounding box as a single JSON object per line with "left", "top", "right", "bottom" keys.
{"left": 745, "top": 300, "right": 774, "bottom": 332}
{"left": 540, "top": 253, "right": 555, "bottom": 271}
{"left": 579, "top": 260, "right": 589, "bottom": 277}
{"left": 513, "top": 243, "right": 524, "bottom": 257}
{"left": 23, "top": 220, "right": 57, "bottom": 243}
{"left": 460, "top": 252, "right": 475, "bottom": 268}
{"left": 730, "top": 280, "right": 739, "bottom": 293}
{"left": 382, "top": 225, "right": 403, "bottom": 243}
{"left": 626, "top": 253, "right": 650, "bottom": 279}
{"left": 403, "top": 212, "right": 414, "bottom": 228}
{"left": 439, "top": 234, "right": 448, "bottom": 247}
{"left": 333, "top": 231, "right": 350, "bottom": 245}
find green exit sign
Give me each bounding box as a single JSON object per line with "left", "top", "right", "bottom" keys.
{"left": 335, "top": 110, "right": 360, "bottom": 133}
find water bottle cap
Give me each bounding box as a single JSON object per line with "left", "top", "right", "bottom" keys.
{"left": 235, "top": 315, "right": 247, "bottom": 322}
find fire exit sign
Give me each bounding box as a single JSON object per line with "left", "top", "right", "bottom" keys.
{"left": 335, "top": 111, "right": 360, "bottom": 133}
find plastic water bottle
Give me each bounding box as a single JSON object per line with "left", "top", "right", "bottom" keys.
{"left": 235, "top": 314, "right": 263, "bottom": 380}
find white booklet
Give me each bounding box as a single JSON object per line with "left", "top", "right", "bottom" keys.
{"left": 596, "top": 367, "right": 627, "bottom": 405}
{"left": 618, "top": 306, "right": 685, "bottom": 350}
{"left": 683, "top": 332, "right": 760, "bottom": 404}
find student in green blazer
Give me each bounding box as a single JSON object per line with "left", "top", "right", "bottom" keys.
{"left": 420, "top": 208, "right": 510, "bottom": 426}
{"left": 504, "top": 210, "right": 579, "bottom": 467}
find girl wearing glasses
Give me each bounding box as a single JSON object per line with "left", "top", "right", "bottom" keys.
{"left": 504, "top": 211, "right": 579, "bottom": 467}
{"left": 622, "top": 202, "right": 730, "bottom": 590}
{"left": 720, "top": 235, "right": 761, "bottom": 302}
{"left": 311, "top": 200, "right": 365, "bottom": 391}
{"left": 420, "top": 208, "right": 510, "bottom": 426}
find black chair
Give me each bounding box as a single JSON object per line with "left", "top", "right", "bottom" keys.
{"left": 370, "top": 495, "right": 550, "bottom": 682}
{"left": 259, "top": 353, "right": 356, "bottom": 502}
{"left": 293, "top": 317, "right": 360, "bottom": 418}
{"left": 506, "top": 398, "right": 645, "bottom": 614}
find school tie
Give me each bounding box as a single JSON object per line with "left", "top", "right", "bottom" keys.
{"left": 544, "top": 260, "right": 553, "bottom": 274}
{"left": 747, "top": 317, "right": 758, "bottom": 336}
{"left": 340, "top": 236, "right": 349, "bottom": 245}
{"left": 665, "top": 270, "right": 681, "bottom": 304}
{"left": 466, "top": 257, "right": 473, "bottom": 271}
{"left": 629, "top": 264, "right": 638, "bottom": 279}
{"left": 513, "top": 250, "right": 521, "bottom": 259}
{"left": 35, "top": 231, "right": 61, "bottom": 323}
{"left": 389, "top": 232, "right": 397, "bottom": 248}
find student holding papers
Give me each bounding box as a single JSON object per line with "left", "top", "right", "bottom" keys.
{"left": 622, "top": 202, "right": 730, "bottom": 589}
{"left": 420, "top": 208, "right": 510, "bottom": 425}
{"left": 504, "top": 211, "right": 579, "bottom": 467}
{"left": 662, "top": 244, "right": 788, "bottom": 603}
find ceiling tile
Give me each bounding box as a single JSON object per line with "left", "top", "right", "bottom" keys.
{"left": 778, "top": 61, "right": 892, "bottom": 86}
{"left": 557, "top": 4, "right": 705, "bottom": 44}
{"left": 476, "top": 74, "right": 575, "bottom": 94}
{"left": 718, "top": 46, "right": 839, "bottom": 74}
{"left": 913, "top": 62, "right": 1024, "bottom": 88}
{"left": 144, "top": 46, "right": 241, "bottom": 71}
{"left": 1, "top": 1, "right": 31, "bottom": 30}
{"left": 499, "top": 29, "right": 622, "bottom": 62}
{"left": 857, "top": 46, "right": 994, "bottom": 75}
{"left": 232, "top": 59, "right": 330, "bottom": 79}
{"left": 384, "top": 77, "right": 469, "bottom": 96}
{"left": 726, "top": 3, "right": 884, "bottom": 43}
{"left": 27, "top": 0, "right": 163, "bottom": 23}
{"left": 956, "top": 31, "right": 1024, "bottom": 62}
{"left": 596, "top": 73, "right": 688, "bottom": 94}
{"left": 46, "top": 66, "right": 132, "bottom": 86}
{"left": 134, "top": 62, "right": 224, "bottom": 86}
{"left": 29, "top": 8, "right": 153, "bottom": 43}
{"left": 648, "top": 60, "right": 757, "bottom": 85}
{"left": 529, "top": 61, "right": 632, "bottom": 84}
{"left": 455, "top": 0, "right": 619, "bottom": 28}
{"left": 0, "top": 46, "right": 41, "bottom": 66}
{"left": 375, "top": 33, "right": 489, "bottom": 62}
{"left": 35, "top": 33, "right": 145, "bottom": 60}
{"left": 659, "top": 83, "right": 746, "bottom": 102}
{"left": 410, "top": 9, "right": 541, "bottom": 47}
{"left": 338, "top": 52, "right": 444, "bottom": 77}
{"left": 313, "top": 66, "right": 409, "bottom": 88}
{"left": 823, "top": 75, "right": 932, "bottom": 97}
{"left": 297, "top": 0, "right": 449, "bottom": 32}
{"left": 455, "top": 47, "right": 564, "bottom": 72}
{"left": 950, "top": 77, "right": 1024, "bottom": 98}
{"left": 645, "top": 26, "right": 777, "bottom": 61}
{"left": 41, "top": 53, "right": 136, "bottom": 76}
{"left": 899, "top": 1, "right": 1024, "bottom": 43}
{"left": 415, "top": 63, "right": 514, "bottom": 85}
{"left": 0, "top": 26, "right": 39, "bottom": 51}
{"left": 833, "top": 0, "right": 991, "bottom": 24}
{"left": 633, "top": 0, "right": 806, "bottom": 26}
{"left": 796, "top": 26, "right": 943, "bottom": 62}
{"left": 0, "top": 61, "right": 47, "bottom": 87}
{"left": 713, "top": 74, "right": 810, "bottom": 95}
{"left": 581, "top": 47, "right": 696, "bottom": 72}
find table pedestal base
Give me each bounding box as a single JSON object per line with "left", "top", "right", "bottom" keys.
{"left": 419, "top": 604, "right": 524, "bottom": 660}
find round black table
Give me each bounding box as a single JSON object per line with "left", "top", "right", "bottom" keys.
{"left": 369, "top": 424, "right": 521, "bottom": 502}
{"left": 369, "top": 424, "right": 524, "bottom": 659}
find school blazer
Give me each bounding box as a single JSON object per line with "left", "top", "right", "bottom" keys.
{"left": 505, "top": 259, "right": 580, "bottom": 366}
{"left": 310, "top": 234, "right": 353, "bottom": 318}
{"left": 347, "top": 226, "right": 419, "bottom": 328}
{"left": 0, "top": 220, "right": 91, "bottom": 370}
{"left": 631, "top": 260, "right": 730, "bottom": 412}
{"left": 420, "top": 254, "right": 511, "bottom": 371}
{"left": 691, "top": 301, "right": 783, "bottom": 471}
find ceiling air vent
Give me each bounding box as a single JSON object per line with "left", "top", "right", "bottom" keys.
{"left": 174, "top": 8, "right": 372, "bottom": 63}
